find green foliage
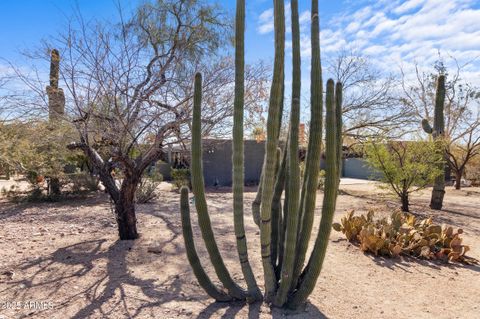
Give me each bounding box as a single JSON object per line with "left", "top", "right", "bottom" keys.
{"left": 0, "top": 122, "right": 92, "bottom": 201}
{"left": 133, "top": 0, "right": 231, "bottom": 64}
{"left": 333, "top": 210, "right": 476, "bottom": 264}
{"left": 171, "top": 168, "right": 190, "bottom": 190}
{"left": 300, "top": 162, "right": 325, "bottom": 190}
{"left": 0, "top": 121, "right": 78, "bottom": 197}
{"left": 364, "top": 140, "right": 443, "bottom": 211}
{"left": 136, "top": 170, "right": 163, "bottom": 203}
{"left": 69, "top": 172, "right": 100, "bottom": 193}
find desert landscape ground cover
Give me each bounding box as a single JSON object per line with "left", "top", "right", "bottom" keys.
{"left": 1, "top": 180, "right": 479, "bottom": 319}
{"left": 1, "top": 0, "right": 480, "bottom": 318}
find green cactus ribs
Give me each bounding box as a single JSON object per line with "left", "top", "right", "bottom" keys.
{"left": 179, "top": 0, "right": 345, "bottom": 309}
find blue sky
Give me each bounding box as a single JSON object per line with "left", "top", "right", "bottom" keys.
{"left": 0, "top": 0, "right": 341, "bottom": 63}
{"left": 1, "top": 0, "right": 479, "bottom": 85}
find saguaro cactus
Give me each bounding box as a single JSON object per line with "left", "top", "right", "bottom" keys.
{"left": 180, "top": 0, "right": 343, "bottom": 309}
{"left": 46, "top": 49, "right": 65, "bottom": 121}
{"left": 421, "top": 75, "right": 446, "bottom": 210}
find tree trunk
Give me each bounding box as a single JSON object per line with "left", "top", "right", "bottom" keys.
{"left": 455, "top": 170, "right": 462, "bottom": 190}
{"left": 115, "top": 178, "right": 139, "bottom": 240}
{"left": 401, "top": 193, "right": 409, "bottom": 212}
{"left": 49, "top": 177, "right": 61, "bottom": 196}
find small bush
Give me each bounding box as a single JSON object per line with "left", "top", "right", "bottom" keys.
{"left": 332, "top": 210, "right": 476, "bottom": 264}
{"left": 1, "top": 185, "right": 19, "bottom": 198}
{"left": 69, "top": 172, "right": 100, "bottom": 193}
{"left": 171, "top": 168, "right": 190, "bottom": 190}
{"left": 300, "top": 162, "right": 325, "bottom": 189}
{"left": 136, "top": 171, "right": 163, "bottom": 203}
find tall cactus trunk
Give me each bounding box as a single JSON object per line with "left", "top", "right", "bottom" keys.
{"left": 189, "top": 73, "right": 246, "bottom": 300}
{"left": 291, "top": 0, "right": 323, "bottom": 289}
{"left": 259, "top": 0, "right": 285, "bottom": 302}
{"left": 47, "top": 49, "right": 65, "bottom": 121}
{"left": 273, "top": 0, "right": 301, "bottom": 306}
{"left": 46, "top": 49, "right": 65, "bottom": 196}
{"left": 422, "top": 75, "right": 446, "bottom": 210}
{"left": 287, "top": 79, "right": 339, "bottom": 309}
{"left": 271, "top": 146, "right": 285, "bottom": 274}
{"left": 232, "top": 0, "right": 262, "bottom": 302}
{"left": 336, "top": 82, "right": 343, "bottom": 182}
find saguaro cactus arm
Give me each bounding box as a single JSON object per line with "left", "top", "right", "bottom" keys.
{"left": 422, "top": 119, "right": 433, "bottom": 134}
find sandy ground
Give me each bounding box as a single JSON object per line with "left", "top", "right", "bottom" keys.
{"left": 0, "top": 180, "right": 479, "bottom": 319}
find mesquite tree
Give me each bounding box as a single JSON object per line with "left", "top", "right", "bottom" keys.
{"left": 8, "top": 1, "right": 269, "bottom": 241}
{"left": 180, "top": 0, "right": 343, "bottom": 308}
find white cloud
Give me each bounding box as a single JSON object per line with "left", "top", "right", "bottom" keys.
{"left": 256, "top": 0, "right": 480, "bottom": 86}
{"left": 393, "top": 0, "right": 427, "bottom": 15}
{"left": 257, "top": 8, "right": 274, "bottom": 34}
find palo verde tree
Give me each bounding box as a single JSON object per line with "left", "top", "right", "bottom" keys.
{"left": 180, "top": 0, "right": 344, "bottom": 308}
{"left": 365, "top": 140, "right": 443, "bottom": 212}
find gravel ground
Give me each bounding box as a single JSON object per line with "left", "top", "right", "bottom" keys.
{"left": 0, "top": 181, "right": 479, "bottom": 319}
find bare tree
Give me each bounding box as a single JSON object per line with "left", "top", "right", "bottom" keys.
{"left": 445, "top": 110, "right": 480, "bottom": 189}
{"left": 5, "top": 1, "right": 269, "bottom": 240}
{"left": 401, "top": 59, "right": 480, "bottom": 189}
{"left": 328, "top": 49, "right": 412, "bottom": 145}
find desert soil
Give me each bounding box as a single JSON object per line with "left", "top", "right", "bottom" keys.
{"left": 0, "top": 180, "right": 479, "bottom": 319}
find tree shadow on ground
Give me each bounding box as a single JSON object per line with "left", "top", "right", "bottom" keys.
{"left": 0, "top": 193, "right": 108, "bottom": 221}
{"left": 2, "top": 238, "right": 206, "bottom": 318}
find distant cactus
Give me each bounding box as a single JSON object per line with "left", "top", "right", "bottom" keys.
{"left": 179, "top": 0, "right": 343, "bottom": 309}
{"left": 421, "top": 74, "right": 446, "bottom": 210}
{"left": 46, "top": 49, "right": 65, "bottom": 121}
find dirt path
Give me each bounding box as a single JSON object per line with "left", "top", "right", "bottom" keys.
{"left": 0, "top": 183, "right": 479, "bottom": 318}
